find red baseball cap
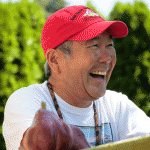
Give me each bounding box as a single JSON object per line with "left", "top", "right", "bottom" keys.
{"left": 41, "top": 5, "right": 128, "bottom": 58}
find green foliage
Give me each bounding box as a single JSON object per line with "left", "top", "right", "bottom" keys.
{"left": 34, "top": 0, "right": 67, "bottom": 19}
{"left": 107, "top": 0, "right": 150, "bottom": 116}
{"left": 0, "top": 0, "right": 46, "bottom": 107}
{"left": 0, "top": 1, "right": 46, "bottom": 148}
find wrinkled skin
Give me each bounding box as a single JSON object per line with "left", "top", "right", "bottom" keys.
{"left": 19, "top": 109, "right": 90, "bottom": 150}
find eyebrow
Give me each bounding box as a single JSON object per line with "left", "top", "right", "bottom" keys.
{"left": 85, "top": 35, "right": 113, "bottom": 45}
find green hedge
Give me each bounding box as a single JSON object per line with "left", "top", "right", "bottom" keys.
{"left": 0, "top": 0, "right": 46, "bottom": 148}
{"left": 0, "top": 0, "right": 46, "bottom": 105}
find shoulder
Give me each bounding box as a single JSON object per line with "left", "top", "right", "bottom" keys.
{"left": 101, "top": 90, "right": 140, "bottom": 114}
{"left": 103, "top": 90, "right": 129, "bottom": 106}
{"left": 4, "top": 81, "right": 49, "bottom": 113}
{"left": 9, "top": 81, "right": 48, "bottom": 99}
{"left": 12, "top": 81, "right": 48, "bottom": 96}
{"left": 103, "top": 90, "right": 147, "bottom": 117}
{"left": 104, "top": 90, "right": 138, "bottom": 107}
{"left": 104, "top": 90, "right": 128, "bottom": 99}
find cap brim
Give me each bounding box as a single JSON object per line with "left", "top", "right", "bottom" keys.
{"left": 68, "top": 21, "right": 128, "bottom": 41}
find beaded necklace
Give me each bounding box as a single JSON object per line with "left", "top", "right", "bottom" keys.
{"left": 47, "top": 81, "right": 101, "bottom": 146}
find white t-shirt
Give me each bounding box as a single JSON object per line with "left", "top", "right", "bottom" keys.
{"left": 2, "top": 81, "right": 150, "bottom": 149}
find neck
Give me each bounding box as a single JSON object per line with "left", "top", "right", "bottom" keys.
{"left": 48, "top": 78, "right": 93, "bottom": 108}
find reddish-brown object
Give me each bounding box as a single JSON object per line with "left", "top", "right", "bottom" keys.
{"left": 19, "top": 109, "right": 90, "bottom": 150}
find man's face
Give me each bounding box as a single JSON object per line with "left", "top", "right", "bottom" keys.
{"left": 57, "top": 30, "right": 116, "bottom": 101}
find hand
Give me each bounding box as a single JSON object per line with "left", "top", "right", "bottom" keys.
{"left": 20, "top": 109, "right": 90, "bottom": 150}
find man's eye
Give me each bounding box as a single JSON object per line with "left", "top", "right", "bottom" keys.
{"left": 89, "top": 44, "right": 99, "bottom": 48}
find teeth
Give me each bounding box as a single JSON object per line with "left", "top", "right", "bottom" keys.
{"left": 91, "top": 71, "right": 106, "bottom": 75}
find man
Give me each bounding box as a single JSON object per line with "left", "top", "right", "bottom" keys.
{"left": 2, "top": 5, "right": 150, "bottom": 150}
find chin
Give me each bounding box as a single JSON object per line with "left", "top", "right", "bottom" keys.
{"left": 90, "top": 87, "right": 106, "bottom": 100}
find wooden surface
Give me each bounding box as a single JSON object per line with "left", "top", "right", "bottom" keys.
{"left": 84, "top": 135, "right": 150, "bottom": 150}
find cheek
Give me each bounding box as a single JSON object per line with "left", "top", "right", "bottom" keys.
{"left": 69, "top": 54, "right": 95, "bottom": 71}
{"left": 107, "top": 47, "right": 116, "bottom": 67}
{"left": 106, "top": 50, "right": 116, "bottom": 81}
{"left": 112, "top": 53, "right": 116, "bottom": 68}
{"left": 89, "top": 50, "right": 100, "bottom": 63}
{"left": 68, "top": 57, "right": 88, "bottom": 69}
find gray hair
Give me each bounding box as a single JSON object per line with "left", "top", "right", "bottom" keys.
{"left": 44, "top": 40, "right": 73, "bottom": 77}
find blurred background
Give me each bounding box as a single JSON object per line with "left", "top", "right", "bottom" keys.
{"left": 0, "top": 0, "right": 150, "bottom": 149}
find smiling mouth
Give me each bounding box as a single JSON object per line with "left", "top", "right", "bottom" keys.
{"left": 89, "top": 73, "right": 105, "bottom": 79}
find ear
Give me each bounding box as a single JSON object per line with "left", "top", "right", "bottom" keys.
{"left": 46, "top": 49, "right": 61, "bottom": 74}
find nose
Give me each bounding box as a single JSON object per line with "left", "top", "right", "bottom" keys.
{"left": 98, "top": 49, "right": 112, "bottom": 64}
